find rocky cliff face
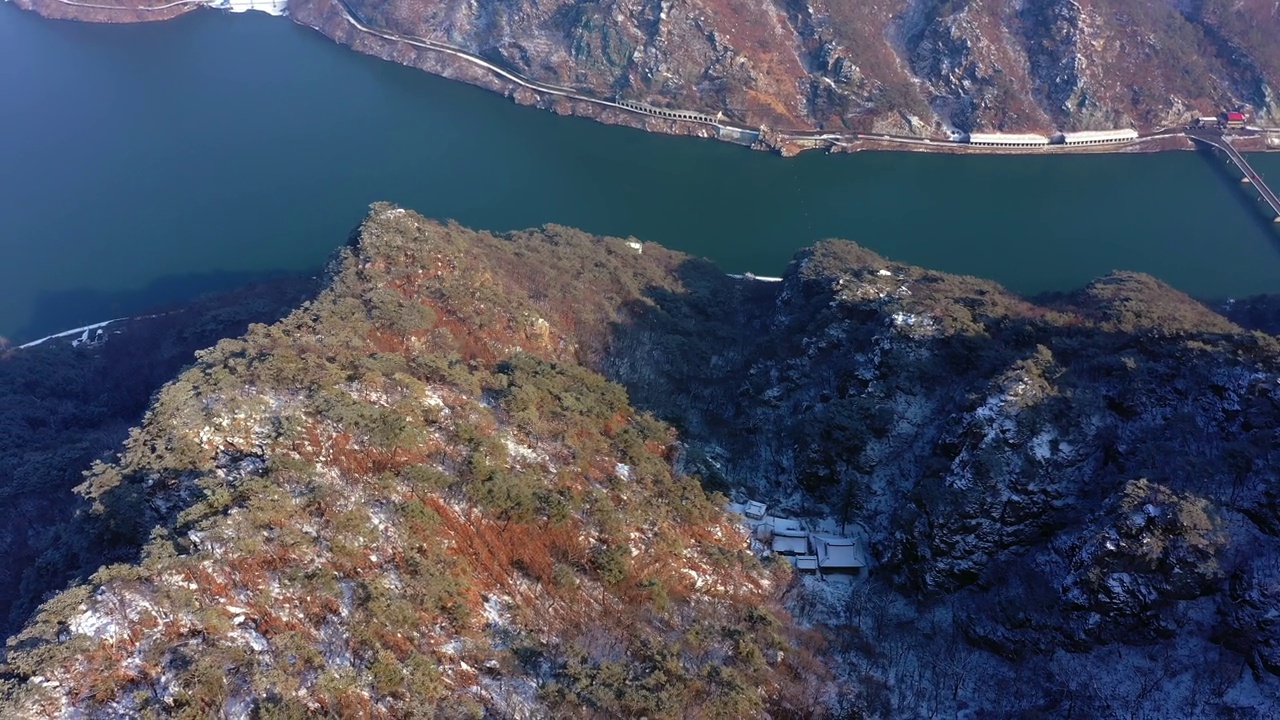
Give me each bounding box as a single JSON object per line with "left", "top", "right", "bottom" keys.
{"left": 4, "top": 208, "right": 1280, "bottom": 716}
{"left": 15, "top": 0, "right": 1279, "bottom": 138}
{"left": 607, "top": 241, "right": 1280, "bottom": 715}
{"left": 285, "top": 0, "right": 1280, "bottom": 135}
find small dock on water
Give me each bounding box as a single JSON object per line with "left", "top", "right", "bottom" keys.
{"left": 1188, "top": 130, "right": 1280, "bottom": 223}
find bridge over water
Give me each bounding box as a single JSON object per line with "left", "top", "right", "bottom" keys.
{"left": 1188, "top": 131, "right": 1280, "bottom": 223}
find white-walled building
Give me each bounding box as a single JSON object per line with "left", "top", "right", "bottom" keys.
{"left": 964, "top": 133, "right": 1051, "bottom": 148}
{"left": 1058, "top": 129, "right": 1139, "bottom": 146}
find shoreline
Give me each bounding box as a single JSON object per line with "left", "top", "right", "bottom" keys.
{"left": 16, "top": 318, "right": 127, "bottom": 350}
{"left": 9, "top": 252, "right": 1269, "bottom": 355}
{"left": 281, "top": 0, "right": 1280, "bottom": 159}
{"left": 8, "top": 0, "right": 1280, "bottom": 158}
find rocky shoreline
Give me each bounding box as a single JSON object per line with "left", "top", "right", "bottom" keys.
{"left": 10, "top": 0, "right": 196, "bottom": 23}
{"left": 13, "top": 0, "right": 1280, "bottom": 157}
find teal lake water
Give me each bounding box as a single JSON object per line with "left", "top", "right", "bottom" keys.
{"left": 2, "top": 4, "right": 1279, "bottom": 342}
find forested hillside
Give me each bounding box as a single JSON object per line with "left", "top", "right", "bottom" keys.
{"left": 0, "top": 280, "right": 314, "bottom": 642}
{"left": 0, "top": 208, "right": 831, "bottom": 717}
{"left": 3, "top": 206, "right": 1280, "bottom": 716}
{"left": 12, "top": 0, "right": 1279, "bottom": 139}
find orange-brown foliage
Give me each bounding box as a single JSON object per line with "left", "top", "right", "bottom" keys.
{"left": 424, "top": 497, "right": 590, "bottom": 613}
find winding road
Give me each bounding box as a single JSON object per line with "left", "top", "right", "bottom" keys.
{"left": 19, "top": 0, "right": 1280, "bottom": 158}
{"left": 35, "top": 0, "right": 204, "bottom": 10}
{"left": 327, "top": 0, "right": 760, "bottom": 137}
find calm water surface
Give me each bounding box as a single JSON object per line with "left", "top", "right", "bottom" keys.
{"left": 2, "top": 5, "right": 1279, "bottom": 341}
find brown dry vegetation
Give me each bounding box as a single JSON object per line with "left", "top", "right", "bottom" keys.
{"left": 5, "top": 205, "right": 1280, "bottom": 715}
{"left": 0, "top": 205, "right": 838, "bottom": 717}
{"left": 285, "top": 0, "right": 1280, "bottom": 134}
{"left": 19, "top": 0, "right": 1280, "bottom": 135}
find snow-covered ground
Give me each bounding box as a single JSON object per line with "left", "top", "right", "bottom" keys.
{"left": 727, "top": 273, "right": 784, "bottom": 282}
{"left": 17, "top": 318, "right": 126, "bottom": 349}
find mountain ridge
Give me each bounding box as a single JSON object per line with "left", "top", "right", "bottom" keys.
{"left": 4, "top": 206, "right": 1280, "bottom": 716}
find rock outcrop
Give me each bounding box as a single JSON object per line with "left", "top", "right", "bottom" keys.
{"left": 607, "top": 241, "right": 1280, "bottom": 714}
{"left": 14, "top": 0, "right": 1280, "bottom": 139}
{"left": 5, "top": 208, "right": 1280, "bottom": 716}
